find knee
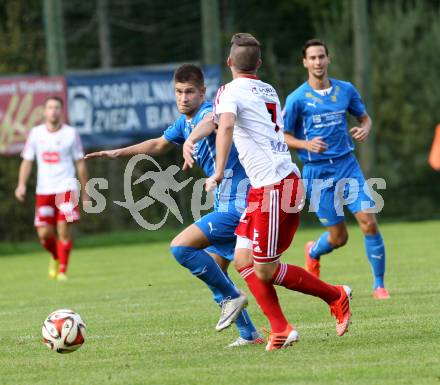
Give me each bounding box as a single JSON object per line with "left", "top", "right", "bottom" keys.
{"left": 38, "top": 232, "right": 53, "bottom": 244}
{"left": 359, "top": 220, "right": 378, "bottom": 235}
{"left": 170, "top": 235, "right": 181, "bottom": 248}
{"left": 170, "top": 245, "right": 186, "bottom": 263}
{"left": 58, "top": 234, "right": 70, "bottom": 242}
{"left": 218, "top": 259, "right": 229, "bottom": 273}
{"left": 39, "top": 235, "right": 50, "bottom": 244}
{"left": 233, "top": 250, "right": 253, "bottom": 271}
{"left": 232, "top": 258, "right": 242, "bottom": 271}
{"left": 170, "top": 245, "right": 196, "bottom": 265}
{"left": 38, "top": 232, "right": 48, "bottom": 241}
{"left": 329, "top": 231, "right": 348, "bottom": 248}
{"left": 233, "top": 237, "right": 253, "bottom": 270}
{"left": 254, "top": 268, "right": 273, "bottom": 283}
{"left": 57, "top": 227, "right": 71, "bottom": 242}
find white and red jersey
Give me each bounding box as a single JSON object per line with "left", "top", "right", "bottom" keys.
{"left": 214, "top": 76, "right": 299, "bottom": 188}
{"left": 22, "top": 124, "right": 84, "bottom": 195}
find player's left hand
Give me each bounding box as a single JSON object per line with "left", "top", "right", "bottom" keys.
{"left": 350, "top": 126, "right": 370, "bottom": 142}
{"left": 205, "top": 174, "right": 222, "bottom": 192}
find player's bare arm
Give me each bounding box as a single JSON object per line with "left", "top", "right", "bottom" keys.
{"left": 75, "top": 159, "right": 89, "bottom": 202}
{"left": 15, "top": 159, "right": 33, "bottom": 202}
{"left": 182, "top": 112, "right": 215, "bottom": 169}
{"left": 205, "top": 112, "right": 235, "bottom": 192}
{"left": 85, "top": 136, "right": 175, "bottom": 160}
{"left": 284, "top": 132, "right": 327, "bottom": 153}
{"left": 349, "top": 113, "right": 372, "bottom": 142}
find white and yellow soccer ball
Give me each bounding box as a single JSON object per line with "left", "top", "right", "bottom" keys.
{"left": 42, "top": 309, "right": 86, "bottom": 353}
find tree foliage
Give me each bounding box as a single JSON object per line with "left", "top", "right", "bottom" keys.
{"left": 314, "top": 0, "right": 440, "bottom": 218}
{"left": 1, "top": 0, "right": 439, "bottom": 241}
{"left": 0, "top": 0, "right": 45, "bottom": 73}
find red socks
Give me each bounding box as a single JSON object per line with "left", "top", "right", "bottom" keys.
{"left": 238, "top": 265, "right": 289, "bottom": 333}
{"left": 41, "top": 236, "right": 58, "bottom": 260}
{"left": 238, "top": 262, "right": 341, "bottom": 333}
{"left": 58, "top": 240, "right": 73, "bottom": 273}
{"left": 41, "top": 236, "right": 73, "bottom": 274}
{"left": 273, "top": 263, "right": 340, "bottom": 304}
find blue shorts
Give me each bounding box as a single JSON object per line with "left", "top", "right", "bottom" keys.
{"left": 195, "top": 211, "right": 241, "bottom": 261}
{"left": 303, "top": 152, "right": 375, "bottom": 227}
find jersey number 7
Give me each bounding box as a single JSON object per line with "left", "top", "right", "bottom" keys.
{"left": 265, "top": 103, "right": 280, "bottom": 132}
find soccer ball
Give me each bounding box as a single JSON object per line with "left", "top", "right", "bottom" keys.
{"left": 42, "top": 309, "right": 86, "bottom": 353}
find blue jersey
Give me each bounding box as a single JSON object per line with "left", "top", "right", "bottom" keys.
{"left": 163, "top": 101, "right": 248, "bottom": 216}
{"left": 283, "top": 78, "right": 366, "bottom": 163}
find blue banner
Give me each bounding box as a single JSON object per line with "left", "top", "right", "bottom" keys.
{"left": 67, "top": 65, "right": 221, "bottom": 149}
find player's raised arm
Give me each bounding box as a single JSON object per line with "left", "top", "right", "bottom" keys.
{"left": 85, "top": 136, "right": 175, "bottom": 160}
{"left": 349, "top": 113, "right": 372, "bottom": 142}
{"left": 182, "top": 112, "right": 215, "bottom": 169}
{"left": 15, "top": 159, "right": 33, "bottom": 202}
{"left": 205, "top": 112, "right": 235, "bottom": 192}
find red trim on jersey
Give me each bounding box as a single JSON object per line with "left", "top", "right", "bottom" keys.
{"left": 237, "top": 74, "right": 259, "bottom": 80}
{"left": 215, "top": 85, "right": 225, "bottom": 106}
{"left": 214, "top": 85, "right": 226, "bottom": 116}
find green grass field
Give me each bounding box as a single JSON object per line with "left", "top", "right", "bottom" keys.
{"left": 1, "top": 221, "right": 439, "bottom": 385}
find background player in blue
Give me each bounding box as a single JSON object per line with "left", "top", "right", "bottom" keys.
{"left": 283, "top": 39, "right": 390, "bottom": 300}
{"left": 86, "top": 64, "right": 262, "bottom": 345}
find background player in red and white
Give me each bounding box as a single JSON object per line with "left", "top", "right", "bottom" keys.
{"left": 206, "top": 33, "right": 353, "bottom": 351}
{"left": 15, "top": 96, "right": 88, "bottom": 281}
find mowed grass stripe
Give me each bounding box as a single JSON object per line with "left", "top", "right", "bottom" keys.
{"left": 0, "top": 221, "right": 439, "bottom": 385}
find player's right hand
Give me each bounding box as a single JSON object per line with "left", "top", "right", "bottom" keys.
{"left": 84, "top": 150, "right": 119, "bottom": 160}
{"left": 15, "top": 185, "right": 26, "bottom": 202}
{"left": 182, "top": 139, "right": 195, "bottom": 170}
{"left": 306, "top": 137, "right": 327, "bottom": 153}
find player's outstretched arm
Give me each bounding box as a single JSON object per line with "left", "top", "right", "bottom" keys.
{"left": 350, "top": 114, "right": 372, "bottom": 142}
{"left": 15, "top": 159, "right": 33, "bottom": 202}
{"left": 284, "top": 132, "right": 327, "bottom": 153}
{"left": 85, "top": 136, "right": 175, "bottom": 160}
{"left": 182, "top": 113, "right": 216, "bottom": 170}
{"left": 205, "top": 112, "right": 235, "bottom": 192}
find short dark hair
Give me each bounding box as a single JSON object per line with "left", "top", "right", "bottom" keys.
{"left": 173, "top": 64, "right": 204, "bottom": 88}
{"left": 230, "top": 33, "right": 261, "bottom": 72}
{"left": 44, "top": 96, "right": 64, "bottom": 107}
{"left": 302, "top": 39, "right": 329, "bottom": 58}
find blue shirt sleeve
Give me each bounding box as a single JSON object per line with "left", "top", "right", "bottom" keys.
{"left": 283, "top": 94, "right": 301, "bottom": 135}
{"left": 163, "top": 116, "right": 186, "bottom": 145}
{"left": 347, "top": 83, "right": 366, "bottom": 117}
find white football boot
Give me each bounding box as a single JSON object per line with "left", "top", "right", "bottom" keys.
{"left": 216, "top": 292, "right": 248, "bottom": 331}
{"left": 227, "top": 333, "right": 265, "bottom": 347}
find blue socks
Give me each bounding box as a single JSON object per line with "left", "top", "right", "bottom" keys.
{"left": 171, "top": 245, "right": 258, "bottom": 341}
{"left": 309, "top": 231, "right": 386, "bottom": 290}
{"left": 364, "top": 233, "right": 386, "bottom": 289}
{"left": 171, "top": 246, "right": 239, "bottom": 299}
{"left": 309, "top": 231, "right": 334, "bottom": 260}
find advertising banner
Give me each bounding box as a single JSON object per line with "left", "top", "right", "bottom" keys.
{"left": 0, "top": 77, "right": 67, "bottom": 155}
{"left": 67, "top": 65, "right": 221, "bottom": 149}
